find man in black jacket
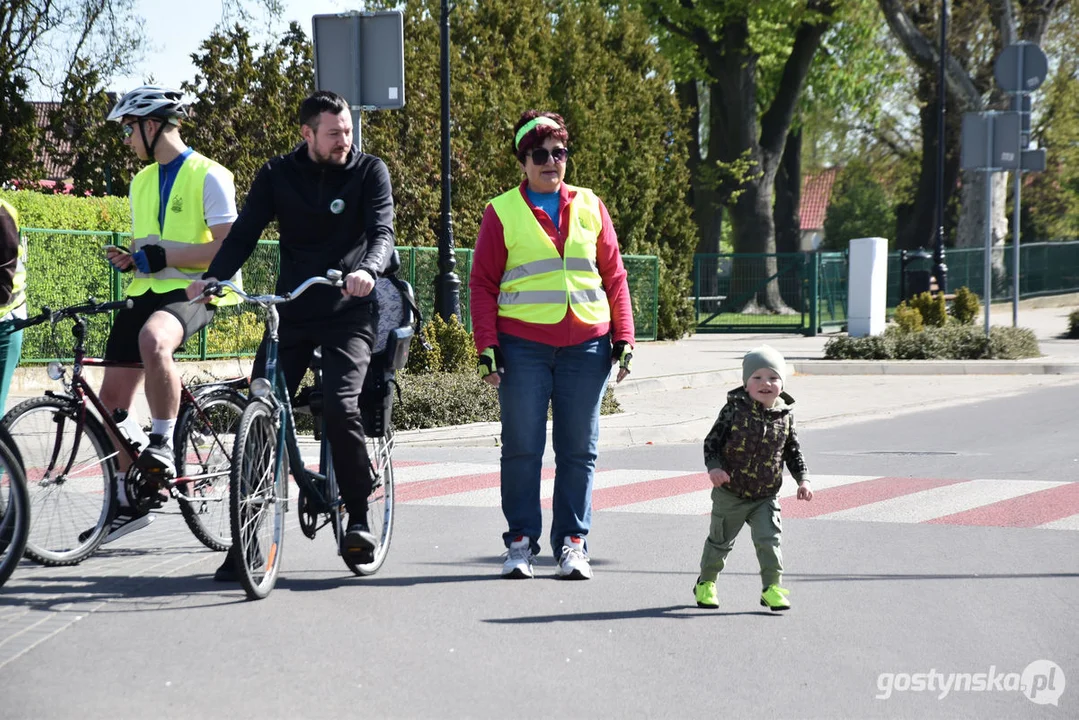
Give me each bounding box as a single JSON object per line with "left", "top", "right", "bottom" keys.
{"left": 189, "top": 90, "right": 395, "bottom": 580}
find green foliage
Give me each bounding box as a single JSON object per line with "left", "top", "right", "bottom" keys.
{"left": 0, "top": 74, "right": 42, "bottom": 183}
{"left": 907, "top": 291, "right": 948, "bottom": 328}
{"left": 429, "top": 314, "right": 477, "bottom": 374}
{"left": 391, "top": 370, "right": 622, "bottom": 431}
{"left": 892, "top": 301, "right": 923, "bottom": 333}
{"left": 182, "top": 22, "right": 314, "bottom": 205}
{"left": 950, "top": 286, "right": 980, "bottom": 326}
{"left": 0, "top": 189, "right": 131, "bottom": 231}
{"left": 47, "top": 59, "right": 141, "bottom": 196}
{"left": 824, "top": 325, "right": 1040, "bottom": 360}
{"left": 362, "top": 0, "right": 695, "bottom": 339}
{"left": 1069, "top": 309, "right": 1079, "bottom": 339}
{"left": 1025, "top": 56, "right": 1079, "bottom": 240}
{"left": 821, "top": 159, "right": 896, "bottom": 250}
{"left": 406, "top": 325, "right": 443, "bottom": 374}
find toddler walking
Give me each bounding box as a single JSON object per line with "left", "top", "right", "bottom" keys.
{"left": 694, "top": 345, "right": 813, "bottom": 611}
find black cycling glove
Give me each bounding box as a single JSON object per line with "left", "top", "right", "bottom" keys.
{"left": 612, "top": 340, "right": 632, "bottom": 374}
{"left": 132, "top": 244, "right": 168, "bottom": 274}
{"left": 477, "top": 345, "right": 505, "bottom": 380}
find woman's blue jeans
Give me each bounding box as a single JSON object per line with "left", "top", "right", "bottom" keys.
{"left": 498, "top": 333, "right": 611, "bottom": 559}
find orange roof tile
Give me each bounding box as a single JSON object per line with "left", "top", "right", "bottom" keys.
{"left": 799, "top": 167, "right": 840, "bottom": 230}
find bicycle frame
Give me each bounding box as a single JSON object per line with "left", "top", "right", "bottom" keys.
{"left": 257, "top": 301, "right": 339, "bottom": 526}
{"left": 31, "top": 307, "right": 244, "bottom": 494}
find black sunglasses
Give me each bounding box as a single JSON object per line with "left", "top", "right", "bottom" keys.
{"left": 528, "top": 147, "right": 568, "bottom": 165}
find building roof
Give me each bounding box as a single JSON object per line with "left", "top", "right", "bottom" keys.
{"left": 799, "top": 166, "right": 840, "bottom": 231}
{"left": 30, "top": 101, "right": 74, "bottom": 181}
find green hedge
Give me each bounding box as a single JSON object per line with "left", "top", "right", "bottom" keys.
{"left": 823, "top": 325, "right": 1041, "bottom": 360}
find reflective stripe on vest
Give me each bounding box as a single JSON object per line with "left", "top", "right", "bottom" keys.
{"left": 0, "top": 200, "right": 26, "bottom": 320}
{"left": 489, "top": 185, "right": 610, "bottom": 325}
{"left": 128, "top": 153, "right": 242, "bottom": 307}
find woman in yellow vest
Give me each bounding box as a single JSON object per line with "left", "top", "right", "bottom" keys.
{"left": 470, "top": 110, "right": 635, "bottom": 581}
{"left": 0, "top": 199, "right": 26, "bottom": 414}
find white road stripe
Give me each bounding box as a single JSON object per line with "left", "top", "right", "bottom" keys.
{"left": 1038, "top": 514, "right": 1079, "bottom": 531}
{"left": 820, "top": 479, "right": 1067, "bottom": 523}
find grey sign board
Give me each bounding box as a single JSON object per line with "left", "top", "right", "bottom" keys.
{"left": 961, "top": 112, "right": 1021, "bottom": 170}
{"left": 994, "top": 42, "right": 1049, "bottom": 93}
{"left": 312, "top": 11, "right": 405, "bottom": 110}
{"left": 1021, "top": 148, "right": 1047, "bottom": 173}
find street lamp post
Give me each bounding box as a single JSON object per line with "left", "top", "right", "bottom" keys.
{"left": 933, "top": 0, "right": 949, "bottom": 293}
{"left": 435, "top": 0, "right": 461, "bottom": 322}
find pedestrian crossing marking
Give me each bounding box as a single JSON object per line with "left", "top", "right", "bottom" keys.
{"left": 390, "top": 462, "right": 1079, "bottom": 531}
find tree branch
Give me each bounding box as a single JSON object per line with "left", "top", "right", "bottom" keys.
{"left": 760, "top": 4, "right": 836, "bottom": 159}
{"left": 877, "top": 0, "right": 981, "bottom": 110}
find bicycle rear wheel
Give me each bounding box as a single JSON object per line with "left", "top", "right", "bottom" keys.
{"left": 2, "top": 396, "right": 115, "bottom": 565}
{"left": 229, "top": 399, "right": 286, "bottom": 600}
{"left": 175, "top": 389, "right": 246, "bottom": 551}
{"left": 0, "top": 435, "right": 30, "bottom": 588}
{"left": 344, "top": 429, "right": 395, "bottom": 576}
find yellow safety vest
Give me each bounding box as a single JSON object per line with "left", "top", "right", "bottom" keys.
{"left": 489, "top": 184, "right": 610, "bottom": 325}
{"left": 0, "top": 199, "right": 27, "bottom": 320}
{"left": 128, "top": 152, "right": 241, "bottom": 306}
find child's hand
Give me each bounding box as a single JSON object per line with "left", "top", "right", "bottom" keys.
{"left": 797, "top": 480, "right": 813, "bottom": 501}
{"left": 708, "top": 468, "right": 730, "bottom": 488}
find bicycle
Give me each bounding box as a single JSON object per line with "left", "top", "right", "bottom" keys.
{"left": 2, "top": 298, "right": 248, "bottom": 566}
{"left": 0, "top": 426, "right": 30, "bottom": 588}
{"left": 200, "top": 271, "right": 412, "bottom": 600}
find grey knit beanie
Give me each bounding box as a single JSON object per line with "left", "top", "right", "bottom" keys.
{"left": 742, "top": 345, "right": 787, "bottom": 386}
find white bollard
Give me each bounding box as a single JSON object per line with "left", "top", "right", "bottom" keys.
{"left": 847, "top": 237, "right": 889, "bottom": 337}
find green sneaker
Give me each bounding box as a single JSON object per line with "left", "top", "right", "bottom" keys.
{"left": 760, "top": 584, "right": 791, "bottom": 611}
{"left": 694, "top": 579, "right": 719, "bottom": 609}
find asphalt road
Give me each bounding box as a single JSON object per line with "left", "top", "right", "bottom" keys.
{"left": 2, "top": 381, "right": 1076, "bottom": 718}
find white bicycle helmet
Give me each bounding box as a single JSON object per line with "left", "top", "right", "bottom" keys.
{"left": 107, "top": 85, "right": 188, "bottom": 122}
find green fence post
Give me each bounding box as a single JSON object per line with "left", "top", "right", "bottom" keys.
{"left": 807, "top": 252, "right": 819, "bottom": 337}
{"left": 110, "top": 232, "right": 122, "bottom": 303}
{"left": 651, "top": 255, "right": 659, "bottom": 341}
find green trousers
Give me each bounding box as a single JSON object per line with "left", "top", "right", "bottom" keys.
{"left": 699, "top": 486, "right": 783, "bottom": 588}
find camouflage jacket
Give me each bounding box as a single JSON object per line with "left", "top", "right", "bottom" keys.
{"left": 703, "top": 387, "right": 809, "bottom": 500}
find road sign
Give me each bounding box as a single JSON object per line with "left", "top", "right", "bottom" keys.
{"left": 312, "top": 11, "right": 405, "bottom": 110}
{"left": 994, "top": 42, "right": 1049, "bottom": 93}
{"left": 1009, "top": 94, "right": 1031, "bottom": 144}
{"left": 961, "top": 112, "right": 1021, "bottom": 170}
{"left": 1021, "top": 148, "right": 1047, "bottom": 173}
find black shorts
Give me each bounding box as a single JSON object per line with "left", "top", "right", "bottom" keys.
{"left": 104, "top": 289, "right": 215, "bottom": 363}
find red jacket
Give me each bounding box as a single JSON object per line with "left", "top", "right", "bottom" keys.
{"left": 470, "top": 182, "right": 635, "bottom": 351}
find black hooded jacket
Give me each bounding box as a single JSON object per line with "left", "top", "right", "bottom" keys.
{"left": 206, "top": 143, "right": 395, "bottom": 319}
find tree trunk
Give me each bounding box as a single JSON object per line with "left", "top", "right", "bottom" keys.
{"left": 728, "top": 156, "right": 793, "bottom": 313}
{"left": 774, "top": 126, "right": 802, "bottom": 308}
{"left": 774, "top": 126, "right": 802, "bottom": 255}
{"left": 956, "top": 169, "right": 1009, "bottom": 297}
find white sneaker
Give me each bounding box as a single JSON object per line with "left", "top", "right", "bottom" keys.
{"left": 501, "top": 536, "right": 534, "bottom": 579}
{"left": 556, "top": 535, "right": 592, "bottom": 580}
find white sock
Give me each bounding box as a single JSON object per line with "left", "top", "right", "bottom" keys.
{"left": 151, "top": 418, "right": 176, "bottom": 445}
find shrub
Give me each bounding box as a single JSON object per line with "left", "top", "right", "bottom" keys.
{"left": 1069, "top": 309, "right": 1079, "bottom": 338}
{"left": 908, "top": 291, "right": 948, "bottom": 327}
{"left": 824, "top": 325, "right": 1040, "bottom": 360}
{"left": 427, "top": 313, "right": 477, "bottom": 373}
{"left": 391, "top": 371, "right": 621, "bottom": 431}
{"left": 951, "top": 286, "right": 981, "bottom": 325}
{"left": 892, "top": 301, "right": 924, "bottom": 333}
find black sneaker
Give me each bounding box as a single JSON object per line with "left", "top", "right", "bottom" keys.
{"left": 78, "top": 506, "right": 154, "bottom": 544}
{"left": 213, "top": 547, "right": 239, "bottom": 583}
{"left": 343, "top": 518, "right": 377, "bottom": 561}
{"left": 136, "top": 434, "right": 176, "bottom": 478}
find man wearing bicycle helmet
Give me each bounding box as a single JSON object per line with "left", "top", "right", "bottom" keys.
{"left": 188, "top": 90, "right": 395, "bottom": 581}
{"left": 94, "top": 85, "right": 242, "bottom": 542}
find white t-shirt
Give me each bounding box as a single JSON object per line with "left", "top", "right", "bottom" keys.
{"left": 203, "top": 165, "right": 238, "bottom": 228}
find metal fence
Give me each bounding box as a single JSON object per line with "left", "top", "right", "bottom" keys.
{"left": 18, "top": 228, "right": 660, "bottom": 362}
{"left": 692, "top": 241, "right": 1079, "bottom": 335}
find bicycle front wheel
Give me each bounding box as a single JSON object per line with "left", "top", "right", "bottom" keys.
{"left": 2, "top": 396, "right": 115, "bottom": 565}
{"left": 229, "top": 399, "right": 286, "bottom": 600}
{"left": 345, "top": 429, "right": 395, "bottom": 576}
{"left": 0, "top": 435, "right": 30, "bottom": 588}
{"left": 175, "top": 389, "right": 246, "bottom": 551}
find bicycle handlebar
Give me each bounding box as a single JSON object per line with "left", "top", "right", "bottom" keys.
{"left": 194, "top": 270, "right": 345, "bottom": 308}
{"left": 13, "top": 298, "right": 134, "bottom": 331}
